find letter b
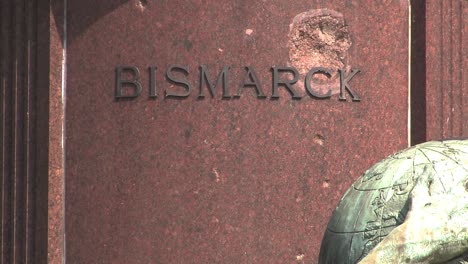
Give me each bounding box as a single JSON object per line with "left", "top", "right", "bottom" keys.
{"left": 115, "top": 66, "right": 142, "bottom": 98}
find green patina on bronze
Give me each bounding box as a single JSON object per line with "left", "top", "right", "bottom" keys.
{"left": 319, "top": 140, "right": 468, "bottom": 264}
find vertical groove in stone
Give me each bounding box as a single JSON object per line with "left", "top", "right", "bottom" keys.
{"left": 25, "top": 0, "right": 39, "bottom": 263}
{"left": 1, "top": 1, "right": 14, "bottom": 263}
{"left": 14, "top": 1, "right": 26, "bottom": 262}
{"left": 426, "top": 0, "right": 467, "bottom": 140}
{"left": 410, "top": 0, "right": 426, "bottom": 145}
{"left": 0, "top": 0, "right": 48, "bottom": 263}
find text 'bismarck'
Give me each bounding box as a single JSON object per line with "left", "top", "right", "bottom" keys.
{"left": 115, "top": 65, "right": 361, "bottom": 101}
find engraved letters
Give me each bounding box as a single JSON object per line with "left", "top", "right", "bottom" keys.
{"left": 115, "top": 65, "right": 361, "bottom": 101}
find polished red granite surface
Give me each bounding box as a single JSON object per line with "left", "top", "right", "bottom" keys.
{"left": 65, "top": 1, "right": 408, "bottom": 263}
{"left": 425, "top": 0, "right": 467, "bottom": 141}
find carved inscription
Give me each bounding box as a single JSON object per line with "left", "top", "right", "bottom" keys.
{"left": 115, "top": 65, "right": 361, "bottom": 101}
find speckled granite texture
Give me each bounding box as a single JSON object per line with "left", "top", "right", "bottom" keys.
{"left": 64, "top": 1, "right": 409, "bottom": 263}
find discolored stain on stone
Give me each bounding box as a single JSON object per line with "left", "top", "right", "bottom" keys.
{"left": 322, "top": 179, "right": 330, "bottom": 188}
{"left": 313, "top": 134, "right": 326, "bottom": 146}
{"left": 136, "top": 0, "right": 148, "bottom": 11}
{"left": 183, "top": 39, "right": 193, "bottom": 51}
{"left": 296, "top": 253, "right": 305, "bottom": 261}
{"left": 184, "top": 125, "right": 193, "bottom": 140}
{"left": 208, "top": 171, "right": 216, "bottom": 182}
{"left": 288, "top": 9, "right": 352, "bottom": 95}
{"left": 172, "top": 39, "right": 193, "bottom": 51}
